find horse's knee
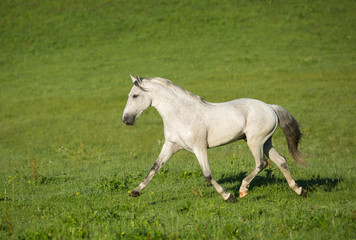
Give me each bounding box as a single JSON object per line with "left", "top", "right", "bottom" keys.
{"left": 150, "top": 162, "right": 160, "bottom": 171}
{"left": 204, "top": 173, "right": 213, "bottom": 182}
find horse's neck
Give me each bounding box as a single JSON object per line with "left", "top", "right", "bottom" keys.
{"left": 151, "top": 87, "right": 200, "bottom": 121}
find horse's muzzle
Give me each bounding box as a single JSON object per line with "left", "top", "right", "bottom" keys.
{"left": 123, "top": 114, "right": 136, "bottom": 125}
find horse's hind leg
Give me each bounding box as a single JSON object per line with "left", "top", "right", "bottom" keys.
{"left": 263, "top": 138, "right": 305, "bottom": 196}
{"left": 239, "top": 140, "right": 268, "bottom": 198}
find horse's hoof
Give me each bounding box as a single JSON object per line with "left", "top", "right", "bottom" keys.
{"left": 129, "top": 190, "right": 141, "bottom": 197}
{"left": 239, "top": 190, "right": 248, "bottom": 198}
{"left": 300, "top": 188, "right": 307, "bottom": 198}
{"left": 225, "top": 193, "right": 234, "bottom": 203}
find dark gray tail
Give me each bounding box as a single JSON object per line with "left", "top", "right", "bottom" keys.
{"left": 270, "top": 105, "right": 306, "bottom": 166}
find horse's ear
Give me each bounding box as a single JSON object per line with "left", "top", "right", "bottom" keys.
{"left": 129, "top": 74, "right": 142, "bottom": 85}
{"left": 130, "top": 74, "right": 136, "bottom": 83}
{"left": 135, "top": 75, "right": 142, "bottom": 85}
{"left": 130, "top": 74, "right": 146, "bottom": 91}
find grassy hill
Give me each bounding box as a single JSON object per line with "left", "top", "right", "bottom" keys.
{"left": 1, "top": 0, "right": 355, "bottom": 239}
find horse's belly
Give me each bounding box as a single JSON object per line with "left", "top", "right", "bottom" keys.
{"left": 207, "top": 117, "right": 246, "bottom": 148}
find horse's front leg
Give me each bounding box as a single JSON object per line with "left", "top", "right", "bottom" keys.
{"left": 194, "top": 147, "right": 234, "bottom": 202}
{"left": 130, "top": 141, "right": 181, "bottom": 197}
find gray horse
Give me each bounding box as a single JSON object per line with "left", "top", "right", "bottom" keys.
{"left": 123, "top": 75, "right": 306, "bottom": 202}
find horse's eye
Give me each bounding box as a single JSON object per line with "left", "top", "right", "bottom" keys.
{"left": 133, "top": 94, "right": 139, "bottom": 99}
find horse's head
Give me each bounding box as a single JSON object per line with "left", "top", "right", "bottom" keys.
{"left": 122, "top": 75, "right": 152, "bottom": 125}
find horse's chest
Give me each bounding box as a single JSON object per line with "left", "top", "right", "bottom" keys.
{"left": 163, "top": 122, "right": 205, "bottom": 151}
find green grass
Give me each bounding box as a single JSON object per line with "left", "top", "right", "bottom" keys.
{"left": 1, "top": 0, "right": 355, "bottom": 239}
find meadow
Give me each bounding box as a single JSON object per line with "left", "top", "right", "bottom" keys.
{"left": 0, "top": 0, "right": 355, "bottom": 239}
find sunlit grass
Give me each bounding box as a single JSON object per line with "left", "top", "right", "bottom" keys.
{"left": 1, "top": 0, "right": 355, "bottom": 239}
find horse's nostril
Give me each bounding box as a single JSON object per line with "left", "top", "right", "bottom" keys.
{"left": 123, "top": 115, "right": 135, "bottom": 125}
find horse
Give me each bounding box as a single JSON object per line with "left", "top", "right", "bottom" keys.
{"left": 122, "top": 75, "right": 306, "bottom": 202}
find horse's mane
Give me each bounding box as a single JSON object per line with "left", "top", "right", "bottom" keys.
{"left": 143, "top": 77, "right": 209, "bottom": 105}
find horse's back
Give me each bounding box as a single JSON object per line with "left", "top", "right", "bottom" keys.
{"left": 206, "top": 98, "right": 277, "bottom": 147}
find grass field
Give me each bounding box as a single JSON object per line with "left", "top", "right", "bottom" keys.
{"left": 1, "top": 0, "right": 355, "bottom": 239}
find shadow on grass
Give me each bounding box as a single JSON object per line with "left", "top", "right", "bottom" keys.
{"left": 218, "top": 171, "right": 341, "bottom": 194}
